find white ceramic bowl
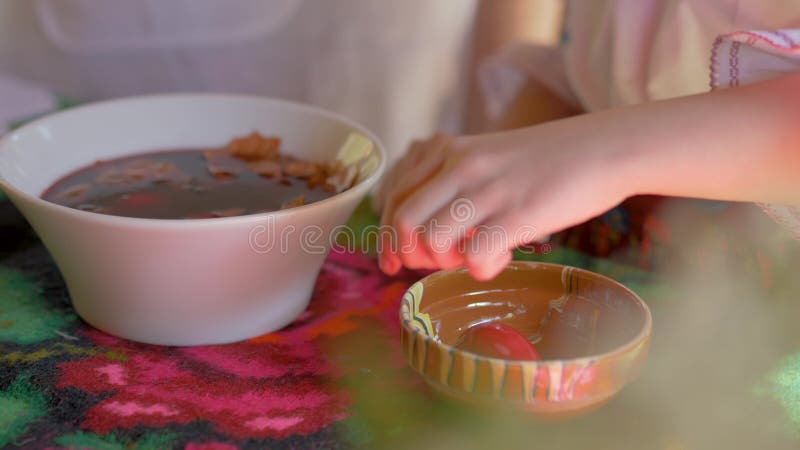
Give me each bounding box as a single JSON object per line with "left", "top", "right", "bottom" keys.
{"left": 0, "top": 94, "right": 385, "bottom": 346}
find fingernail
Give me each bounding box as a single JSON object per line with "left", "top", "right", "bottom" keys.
{"left": 387, "top": 259, "right": 400, "bottom": 275}
{"left": 468, "top": 265, "right": 491, "bottom": 282}
{"left": 379, "top": 254, "right": 399, "bottom": 275}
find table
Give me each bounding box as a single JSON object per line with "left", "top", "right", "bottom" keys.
{"left": 2, "top": 118, "right": 800, "bottom": 450}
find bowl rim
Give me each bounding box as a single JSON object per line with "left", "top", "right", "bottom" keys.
{"left": 0, "top": 93, "right": 387, "bottom": 229}
{"left": 400, "top": 261, "right": 653, "bottom": 367}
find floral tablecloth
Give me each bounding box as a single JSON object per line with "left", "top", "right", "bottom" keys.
{"left": 0, "top": 187, "right": 654, "bottom": 449}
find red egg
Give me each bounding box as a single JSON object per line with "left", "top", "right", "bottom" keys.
{"left": 455, "top": 322, "right": 541, "bottom": 361}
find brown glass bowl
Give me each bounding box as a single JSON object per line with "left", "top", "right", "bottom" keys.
{"left": 399, "top": 262, "right": 652, "bottom": 418}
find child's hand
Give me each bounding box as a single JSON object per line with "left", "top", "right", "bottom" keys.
{"left": 377, "top": 121, "right": 632, "bottom": 280}
{"left": 378, "top": 75, "right": 800, "bottom": 281}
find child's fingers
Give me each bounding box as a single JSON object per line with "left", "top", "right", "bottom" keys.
{"left": 373, "top": 140, "right": 426, "bottom": 212}
{"left": 375, "top": 133, "right": 449, "bottom": 213}
{"left": 462, "top": 210, "right": 542, "bottom": 280}
{"left": 378, "top": 134, "right": 458, "bottom": 274}
{"left": 378, "top": 224, "right": 438, "bottom": 273}
{"left": 423, "top": 241, "right": 464, "bottom": 271}
{"left": 391, "top": 167, "right": 462, "bottom": 241}
{"left": 394, "top": 215, "right": 438, "bottom": 270}
{"left": 466, "top": 248, "right": 513, "bottom": 281}
{"left": 373, "top": 159, "right": 401, "bottom": 213}
{"left": 390, "top": 151, "right": 491, "bottom": 271}
{"left": 378, "top": 155, "right": 442, "bottom": 274}
{"left": 379, "top": 204, "right": 431, "bottom": 275}
{"left": 382, "top": 171, "right": 455, "bottom": 273}
{"left": 378, "top": 137, "right": 448, "bottom": 235}
{"left": 381, "top": 135, "right": 450, "bottom": 212}
{"left": 377, "top": 226, "right": 401, "bottom": 275}
{"left": 380, "top": 204, "right": 440, "bottom": 274}
{"left": 422, "top": 181, "right": 508, "bottom": 268}
{"left": 399, "top": 246, "right": 440, "bottom": 270}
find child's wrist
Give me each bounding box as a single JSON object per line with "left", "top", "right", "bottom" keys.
{"left": 572, "top": 112, "right": 651, "bottom": 201}
{"left": 593, "top": 106, "right": 666, "bottom": 200}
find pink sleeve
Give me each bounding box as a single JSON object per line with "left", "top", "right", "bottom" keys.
{"left": 711, "top": 30, "right": 800, "bottom": 90}
{"left": 710, "top": 29, "right": 800, "bottom": 240}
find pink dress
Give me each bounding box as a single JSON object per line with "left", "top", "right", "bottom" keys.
{"left": 481, "top": 0, "right": 800, "bottom": 238}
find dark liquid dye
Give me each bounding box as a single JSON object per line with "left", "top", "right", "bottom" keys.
{"left": 41, "top": 149, "right": 335, "bottom": 219}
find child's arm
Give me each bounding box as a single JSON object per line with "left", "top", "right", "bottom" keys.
{"left": 578, "top": 72, "right": 800, "bottom": 205}
{"left": 378, "top": 73, "right": 800, "bottom": 279}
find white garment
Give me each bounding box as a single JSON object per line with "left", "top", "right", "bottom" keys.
{"left": 562, "top": 0, "right": 800, "bottom": 109}
{"left": 0, "top": 0, "right": 477, "bottom": 162}
{"left": 0, "top": 75, "right": 56, "bottom": 135}
{"left": 483, "top": 0, "right": 800, "bottom": 112}
{"left": 481, "top": 0, "right": 800, "bottom": 237}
